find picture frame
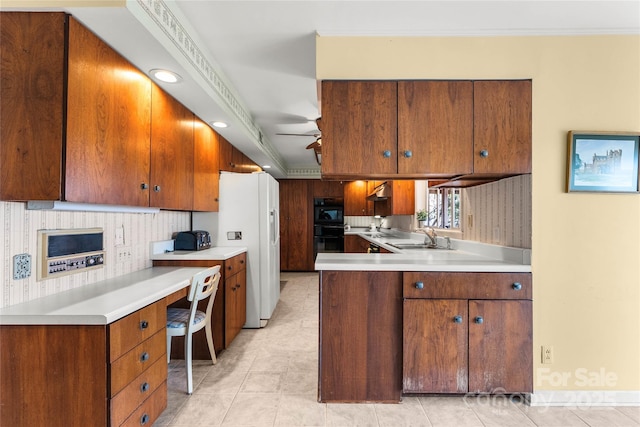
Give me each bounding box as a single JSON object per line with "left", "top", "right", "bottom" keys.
{"left": 567, "top": 131, "right": 640, "bottom": 193}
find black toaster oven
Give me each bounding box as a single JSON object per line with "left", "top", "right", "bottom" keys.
{"left": 173, "top": 230, "right": 211, "bottom": 251}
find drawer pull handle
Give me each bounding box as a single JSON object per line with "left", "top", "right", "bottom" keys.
{"left": 512, "top": 282, "right": 522, "bottom": 290}
{"left": 415, "top": 281, "right": 424, "bottom": 290}
{"left": 140, "top": 352, "right": 150, "bottom": 362}
{"left": 140, "top": 382, "right": 150, "bottom": 393}
{"left": 140, "top": 183, "right": 149, "bottom": 190}
{"left": 140, "top": 320, "right": 149, "bottom": 330}
{"left": 480, "top": 149, "right": 489, "bottom": 158}
{"left": 474, "top": 316, "right": 484, "bottom": 324}
{"left": 453, "top": 315, "right": 463, "bottom": 324}
{"left": 140, "top": 413, "right": 149, "bottom": 425}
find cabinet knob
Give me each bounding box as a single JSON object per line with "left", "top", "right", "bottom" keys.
{"left": 139, "top": 320, "right": 149, "bottom": 330}
{"left": 453, "top": 315, "right": 463, "bottom": 324}
{"left": 140, "top": 352, "right": 150, "bottom": 362}
{"left": 479, "top": 149, "right": 489, "bottom": 158}
{"left": 403, "top": 150, "right": 413, "bottom": 158}
{"left": 474, "top": 316, "right": 484, "bottom": 324}
{"left": 140, "top": 382, "right": 150, "bottom": 393}
{"left": 415, "top": 281, "right": 424, "bottom": 290}
{"left": 140, "top": 414, "right": 149, "bottom": 425}
{"left": 383, "top": 150, "right": 392, "bottom": 158}
{"left": 512, "top": 282, "right": 522, "bottom": 290}
{"left": 140, "top": 183, "right": 149, "bottom": 190}
{"left": 153, "top": 185, "right": 161, "bottom": 192}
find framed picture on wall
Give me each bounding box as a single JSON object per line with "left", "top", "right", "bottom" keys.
{"left": 567, "top": 131, "right": 640, "bottom": 193}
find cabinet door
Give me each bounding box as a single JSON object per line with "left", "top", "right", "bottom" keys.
{"left": 473, "top": 80, "right": 532, "bottom": 175}
{"left": 218, "top": 136, "right": 234, "bottom": 172}
{"left": 224, "top": 268, "right": 246, "bottom": 347}
{"left": 344, "top": 235, "right": 371, "bottom": 253}
{"left": 150, "top": 84, "right": 194, "bottom": 210}
{"left": 193, "top": 119, "right": 220, "bottom": 212}
{"left": 343, "top": 181, "right": 373, "bottom": 216}
{"left": 65, "top": 17, "right": 152, "bottom": 206}
{"left": 468, "top": 300, "right": 533, "bottom": 393}
{"left": 279, "top": 180, "right": 312, "bottom": 271}
{"left": 312, "top": 180, "right": 343, "bottom": 199}
{"left": 0, "top": 12, "right": 65, "bottom": 201}
{"left": 320, "top": 271, "right": 402, "bottom": 402}
{"left": 398, "top": 81, "right": 473, "bottom": 176}
{"left": 321, "top": 81, "right": 397, "bottom": 177}
{"left": 403, "top": 299, "right": 468, "bottom": 393}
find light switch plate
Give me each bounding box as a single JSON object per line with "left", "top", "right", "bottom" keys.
{"left": 227, "top": 231, "right": 242, "bottom": 240}
{"left": 13, "top": 253, "right": 31, "bottom": 279}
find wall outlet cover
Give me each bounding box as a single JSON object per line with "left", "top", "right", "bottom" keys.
{"left": 13, "top": 253, "right": 32, "bottom": 279}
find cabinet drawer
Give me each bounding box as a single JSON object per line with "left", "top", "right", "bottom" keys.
{"left": 109, "top": 301, "right": 166, "bottom": 362}
{"left": 119, "top": 382, "right": 167, "bottom": 427}
{"left": 403, "top": 272, "right": 531, "bottom": 300}
{"left": 110, "top": 357, "right": 166, "bottom": 427}
{"left": 225, "top": 253, "right": 246, "bottom": 276}
{"left": 110, "top": 329, "right": 166, "bottom": 396}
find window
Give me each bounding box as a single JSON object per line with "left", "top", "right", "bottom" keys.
{"left": 427, "top": 187, "right": 461, "bottom": 229}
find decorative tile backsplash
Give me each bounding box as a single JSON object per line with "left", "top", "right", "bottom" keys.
{"left": 0, "top": 201, "right": 190, "bottom": 308}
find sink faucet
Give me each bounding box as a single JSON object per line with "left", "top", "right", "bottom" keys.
{"left": 415, "top": 227, "right": 438, "bottom": 248}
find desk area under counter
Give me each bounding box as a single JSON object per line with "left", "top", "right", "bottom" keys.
{"left": 315, "top": 242, "right": 532, "bottom": 403}
{"left": 0, "top": 266, "right": 206, "bottom": 427}
{"left": 151, "top": 246, "right": 247, "bottom": 357}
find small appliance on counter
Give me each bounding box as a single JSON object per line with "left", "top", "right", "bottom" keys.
{"left": 173, "top": 230, "right": 211, "bottom": 251}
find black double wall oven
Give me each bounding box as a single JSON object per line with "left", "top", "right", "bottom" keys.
{"left": 313, "top": 198, "right": 344, "bottom": 257}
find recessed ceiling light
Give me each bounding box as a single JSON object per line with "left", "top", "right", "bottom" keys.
{"left": 149, "top": 69, "right": 182, "bottom": 83}
{"left": 262, "top": 165, "right": 271, "bottom": 169}
{"left": 211, "top": 121, "right": 228, "bottom": 128}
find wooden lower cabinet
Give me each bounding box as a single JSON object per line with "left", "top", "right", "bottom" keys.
{"left": 0, "top": 300, "right": 167, "bottom": 427}
{"left": 403, "top": 272, "right": 532, "bottom": 394}
{"left": 153, "top": 253, "right": 246, "bottom": 358}
{"left": 319, "top": 271, "right": 403, "bottom": 402}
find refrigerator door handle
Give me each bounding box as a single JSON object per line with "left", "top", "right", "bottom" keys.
{"left": 271, "top": 208, "right": 280, "bottom": 245}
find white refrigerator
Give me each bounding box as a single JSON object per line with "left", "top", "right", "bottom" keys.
{"left": 193, "top": 171, "right": 280, "bottom": 328}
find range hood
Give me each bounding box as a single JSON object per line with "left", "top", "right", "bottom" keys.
{"left": 366, "top": 182, "right": 391, "bottom": 201}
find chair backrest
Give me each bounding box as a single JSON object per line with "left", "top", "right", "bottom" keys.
{"left": 188, "top": 265, "right": 221, "bottom": 302}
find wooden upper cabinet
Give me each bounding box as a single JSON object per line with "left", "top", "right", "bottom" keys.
{"left": 218, "top": 136, "right": 234, "bottom": 172}
{"left": 321, "top": 81, "right": 398, "bottom": 178}
{"left": 473, "top": 80, "right": 532, "bottom": 176}
{"left": 312, "top": 180, "right": 343, "bottom": 199}
{"left": 193, "top": 119, "right": 220, "bottom": 212}
{"left": 65, "top": 17, "right": 152, "bottom": 206}
{"left": 0, "top": 12, "right": 65, "bottom": 201}
{"left": 343, "top": 181, "right": 373, "bottom": 216}
{"left": 374, "top": 180, "right": 415, "bottom": 217}
{"left": 397, "top": 81, "right": 473, "bottom": 176}
{"left": 150, "top": 84, "right": 194, "bottom": 210}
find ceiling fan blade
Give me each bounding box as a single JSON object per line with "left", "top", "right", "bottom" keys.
{"left": 276, "top": 132, "right": 320, "bottom": 137}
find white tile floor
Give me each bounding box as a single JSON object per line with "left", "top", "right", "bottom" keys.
{"left": 154, "top": 272, "right": 640, "bottom": 427}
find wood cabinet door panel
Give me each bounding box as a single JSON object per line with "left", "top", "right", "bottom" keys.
{"left": 473, "top": 80, "right": 532, "bottom": 175}
{"left": 319, "top": 271, "right": 402, "bottom": 402}
{"left": 193, "top": 120, "right": 220, "bottom": 211}
{"left": 398, "top": 81, "right": 473, "bottom": 175}
{"left": 150, "top": 84, "right": 194, "bottom": 210}
{"left": 468, "top": 300, "right": 533, "bottom": 393}
{"left": 225, "top": 268, "right": 246, "bottom": 347}
{"left": 218, "top": 136, "right": 234, "bottom": 172}
{"left": 322, "top": 81, "right": 397, "bottom": 177}
{"left": 403, "top": 299, "right": 468, "bottom": 393}
{"left": 0, "top": 12, "right": 65, "bottom": 201}
{"left": 65, "top": 17, "right": 151, "bottom": 206}
{"left": 343, "top": 181, "right": 372, "bottom": 216}
{"left": 279, "top": 180, "right": 312, "bottom": 271}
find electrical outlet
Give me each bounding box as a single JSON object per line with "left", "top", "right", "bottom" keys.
{"left": 542, "top": 345, "right": 554, "bottom": 364}
{"left": 13, "top": 253, "right": 32, "bottom": 279}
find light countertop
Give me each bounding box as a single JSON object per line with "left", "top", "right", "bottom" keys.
{"left": 0, "top": 267, "right": 206, "bottom": 325}
{"left": 319, "top": 228, "right": 531, "bottom": 273}
{"left": 150, "top": 246, "right": 247, "bottom": 261}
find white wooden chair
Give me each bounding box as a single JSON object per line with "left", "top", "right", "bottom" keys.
{"left": 166, "top": 265, "right": 221, "bottom": 394}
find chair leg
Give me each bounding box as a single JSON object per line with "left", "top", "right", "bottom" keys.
{"left": 166, "top": 335, "right": 172, "bottom": 364}
{"left": 205, "top": 320, "right": 217, "bottom": 365}
{"left": 185, "top": 332, "right": 193, "bottom": 394}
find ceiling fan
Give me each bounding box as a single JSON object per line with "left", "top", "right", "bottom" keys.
{"left": 276, "top": 118, "right": 322, "bottom": 165}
